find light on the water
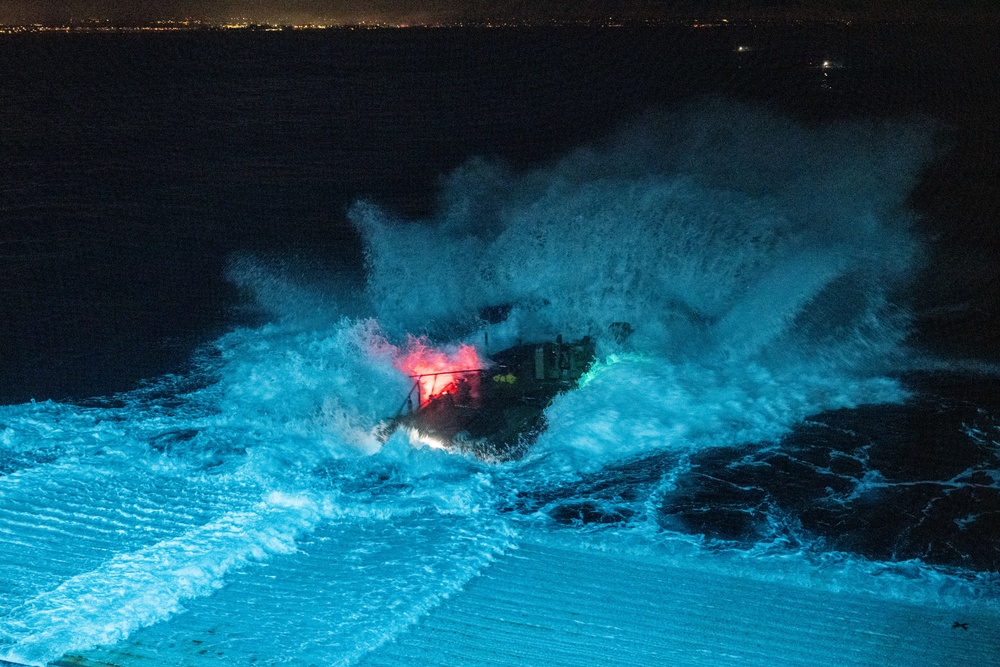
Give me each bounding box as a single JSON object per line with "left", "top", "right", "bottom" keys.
{"left": 406, "top": 428, "right": 448, "bottom": 450}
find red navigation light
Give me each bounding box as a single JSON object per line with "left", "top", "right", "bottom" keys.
{"left": 394, "top": 340, "right": 483, "bottom": 407}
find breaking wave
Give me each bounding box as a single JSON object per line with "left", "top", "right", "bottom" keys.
{"left": 350, "top": 102, "right": 933, "bottom": 467}
{"left": 353, "top": 102, "right": 930, "bottom": 371}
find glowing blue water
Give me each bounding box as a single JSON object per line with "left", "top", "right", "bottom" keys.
{"left": 2, "top": 106, "right": 997, "bottom": 666}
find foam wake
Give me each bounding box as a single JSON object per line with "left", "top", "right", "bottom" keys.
{"left": 0, "top": 492, "right": 324, "bottom": 666}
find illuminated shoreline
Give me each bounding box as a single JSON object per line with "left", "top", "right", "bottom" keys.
{"left": 0, "top": 15, "right": 970, "bottom": 36}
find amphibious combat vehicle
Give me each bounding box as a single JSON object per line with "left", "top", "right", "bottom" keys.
{"left": 384, "top": 335, "right": 597, "bottom": 461}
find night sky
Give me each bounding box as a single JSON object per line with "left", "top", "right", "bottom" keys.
{"left": 0, "top": 0, "right": 995, "bottom": 24}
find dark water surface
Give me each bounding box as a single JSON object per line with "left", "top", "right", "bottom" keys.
{"left": 2, "top": 25, "right": 997, "bottom": 403}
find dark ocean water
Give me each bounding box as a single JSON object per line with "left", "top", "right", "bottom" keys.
{"left": 2, "top": 25, "right": 997, "bottom": 403}
{"left": 1, "top": 24, "right": 999, "bottom": 665}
